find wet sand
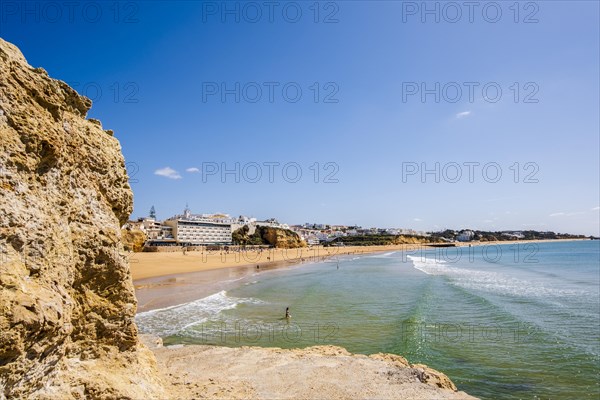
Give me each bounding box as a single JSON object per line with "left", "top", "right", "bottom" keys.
{"left": 132, "top": 239, "right": 586, "bottom": 313}
{"left": 134, "top": 259, "right": 309, "bottom": 313}
{"left": 133, "top": 245, "right": 418, "bottom": 312}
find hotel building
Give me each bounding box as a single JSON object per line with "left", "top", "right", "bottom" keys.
{"left": 163, "top": 207, "right": 234, "bottom": 245}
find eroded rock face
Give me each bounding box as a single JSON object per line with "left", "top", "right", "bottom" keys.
{"left": 261, "top": 227, "right": 307, "bottom": 248}
{"left": 0, "top": 38, "right": 165, "bottom": 399}
{"left": 143, "top": 340, "right": 477, "bottom": 399}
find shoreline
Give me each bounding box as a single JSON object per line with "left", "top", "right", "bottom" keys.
{"left": 132, "top": 244, "right": 417, "bottom": 281}
{"left": 133, "top": 244, "right": 421, "bottom": 312}
{"left": 132, "top": 238, "right": 585, "bottom": 280}
{"left": 132, "top": 239, "right": 585, "bottom": 313}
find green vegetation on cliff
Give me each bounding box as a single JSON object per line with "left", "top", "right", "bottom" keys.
{"left": 326, "top": 235, "right": 443, "bottom": 246}
{"left": 429, "top": 229, "right": 588, "bottom": 242}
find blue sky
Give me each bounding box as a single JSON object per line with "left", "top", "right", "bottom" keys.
{"left": 2, "top": 1, "right": 599, "bottom": 235}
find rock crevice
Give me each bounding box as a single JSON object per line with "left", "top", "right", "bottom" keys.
{"left": 0, "top": 38, "right": 166, "bottom": 399}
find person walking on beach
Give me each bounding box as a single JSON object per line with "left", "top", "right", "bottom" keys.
{"left": 285, "top": 307, "right": 291, "bottom": 319}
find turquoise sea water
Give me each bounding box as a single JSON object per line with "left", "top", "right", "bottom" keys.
{"left": 137, "top": 241, "right": 600, "bottom": 399}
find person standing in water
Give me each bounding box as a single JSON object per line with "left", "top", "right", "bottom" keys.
{"left": 285, "top": 307, "right": 291, "bottom": 319}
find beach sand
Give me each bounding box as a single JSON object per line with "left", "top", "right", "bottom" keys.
{"left": 131, "top": 239, "right": 585, "bottom": 281}
{"left": 132, "top": 244, "right": 423, "bottom": 312}
{"left": 131, "top": 245, "right": 417, "bottom": 280}
{"left": 132, "top": 239, "right": 586, "bottom": 312}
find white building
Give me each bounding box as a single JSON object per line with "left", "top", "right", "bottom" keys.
{"left": 230, "top": 215, "right": 258, "bottom": 234}
{"left": 304, "top": 234, "right": 320, "bottom": 246}
{"left": 138, "top": 218, "right": 163, "bottom": 239}
{"left": 256, "top": 218, "right": 289, "bottom": 230}
{"left": 503, "top": 231, "right": 525, "bottom": 239}
{"left": 163, "top": 207, "right": 233, "bottom": 245}
{"left": 457, "top": 230, "right": 475, "bottom": 242}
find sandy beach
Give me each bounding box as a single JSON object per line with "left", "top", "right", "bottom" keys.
{"left": 131, "top": 239, "right": 586, "bottom": 313}
{"left": 132, "top": 244, "right": 424, "bottom": 312}
{"left": 131, "top": 245, "right": 418, "bottom": 280}
{"left": 131, "top": 239, "right": 585, "bottom": 280}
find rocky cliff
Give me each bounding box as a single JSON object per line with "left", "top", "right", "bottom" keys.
{"left": 261, "top": 227, "right": 306, "bottom": 248}
{"left": 0, "top": 38, "right": 166, "bottom": 399}
{"left": 121, "top": 228, "right": 147, "bottom": 252}
{"left": 233, "top": 225, "right": 307, "bottom": 248}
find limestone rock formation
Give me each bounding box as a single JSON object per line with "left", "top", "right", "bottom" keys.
{"left": 0, "top": 38, "right": 166, "bottom": 398}
{"left": 233, "top": 225, "right": 307, "bottom": 248}
{"left": 142, "top": 338, "right": 477, "bottom": 399}
{"left": 261, "top": 227, "right": 307, "bottom": 248}
{"left": 121, "top": 228, "right": 147, "bottom": 252}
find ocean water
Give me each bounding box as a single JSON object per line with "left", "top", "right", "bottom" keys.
{"left": 136, "top": 241, "right": 600, "bottom": 399}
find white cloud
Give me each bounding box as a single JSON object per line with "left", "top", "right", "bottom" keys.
{"left": 413, "top": 218, "right": 422, "bottom": 222}
{"left": 549, "top": 211, "right": 584, "bottom": 217}
{"left": 455, "top": 111, "right": 471, "bottom": 119}
{"left": 592, "top": 206, "right": 600, "bottom": 211}
{"left": 186, "top": 167, "right": 200, "bottom": 173}
{"left": 154, "top": 167, "right": 182, "bottom": 180}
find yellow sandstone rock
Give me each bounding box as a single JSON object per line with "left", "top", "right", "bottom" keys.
{"left": 0, "top": 38, "right": 167, "bottom": 399}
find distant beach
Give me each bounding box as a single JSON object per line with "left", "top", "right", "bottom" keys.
{"left": 132, "top": 239, "right": 587, "bottom": 313}
{"left": 133, "top": 244, "right": 415, "bottom": 280}
{"left": 131, "top": 239, "right": 585, "bottom": 281}
{"left": 133, "top": 242, "right": 472, "bottom": 312}
{"left": 133, "top": 244, "right": 423, "bottom": 312}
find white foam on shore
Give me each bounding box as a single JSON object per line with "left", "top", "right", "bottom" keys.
{"left": 407, "top": 255, "right": 447, "bottom": 275}
{"left": 135, "top": 290, "right": 264, "bottom": 336}
{"left": 368, "top": 251, "right": 397, "bottom": 258}
{"left": 407, "top": 255, "right": 590, "bottom": 299}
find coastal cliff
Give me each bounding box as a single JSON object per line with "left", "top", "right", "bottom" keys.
{"left": 0, "top": 38, "right": 166, "bottom": 398}
{"left": 261, "top": 226, "right": 306, "bottom": 248}
{"left": 233, "top": 225, "right": 307, "bottom": 248}
{"left": 121, "top": 228, "right": 147, "bottom": 252}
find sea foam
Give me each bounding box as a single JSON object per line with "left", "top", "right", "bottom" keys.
{"left": 136, "top": 290, "right": 264, "bottom": 336}
{"left": 407, "top": 255, "right": 447, "bottom": 275}
{"left": 407, "top": 255, "right": 590, "bottom": 300}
